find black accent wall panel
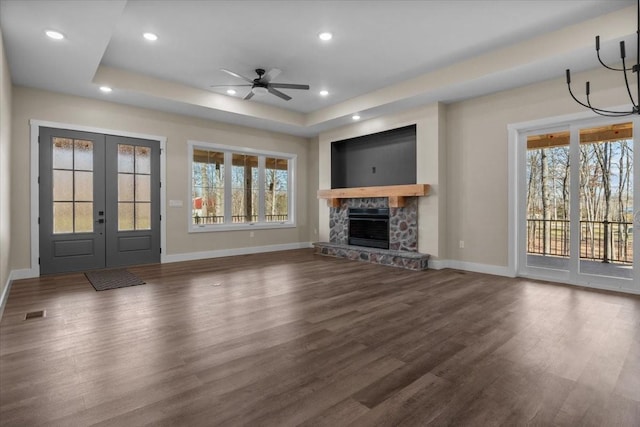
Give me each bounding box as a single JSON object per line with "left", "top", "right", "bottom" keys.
{"left": 331, "top": 125, "right": 416, "bottom": 189}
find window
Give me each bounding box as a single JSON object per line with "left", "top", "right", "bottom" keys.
{"left": 189, "top": 141, "right": 295, "bottom": 231}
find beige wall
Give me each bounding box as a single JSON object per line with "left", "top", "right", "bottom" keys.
{"left": 445, "top": 66, "right": 629, "bottom": 268}
{"left": 0, "top": 28, "right": 12, "bottom": 304}
{"left": 11, "top": 87, "right": 312, "bottom": 271}
{"left": 318, "top": 103, "right": 445, "bottom": 258}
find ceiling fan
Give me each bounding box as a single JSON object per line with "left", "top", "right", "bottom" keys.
{"left": 212, "top": 68, "right": 310, "bottom": 101}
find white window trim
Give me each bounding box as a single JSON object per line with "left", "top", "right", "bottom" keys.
{"left": 188, "top": 140, "right": 296, "bottom": 232}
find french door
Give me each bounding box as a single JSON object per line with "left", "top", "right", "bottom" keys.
{"left": 39, "top": 127, "right": 160, "bottom": 275}
{"left": 519, "top": 117, "right": 639, "bottom": 293}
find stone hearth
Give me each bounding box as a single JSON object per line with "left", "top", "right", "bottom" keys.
{"left": 313, "top": 242, "right": 429, "bottom": 271}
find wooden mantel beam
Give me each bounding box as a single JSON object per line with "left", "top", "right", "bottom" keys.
{"left": 317, "top": 184, "right": 430, "bottom": 208}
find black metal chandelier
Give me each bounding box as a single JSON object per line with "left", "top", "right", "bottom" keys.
{"left": 565, "top": 0, "right": 640, "bottom": 116}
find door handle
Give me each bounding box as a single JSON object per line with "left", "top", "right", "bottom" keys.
{"left": 96, "top": 219, "right": 105, "bottom": 224}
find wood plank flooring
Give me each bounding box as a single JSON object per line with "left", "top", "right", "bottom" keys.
{"left": 0, "top": 249, "right": 638, "bottom": 426}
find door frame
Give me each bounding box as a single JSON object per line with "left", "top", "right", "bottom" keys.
{"left": 29, "top": 119, "right": 167, "bottom": 276}
{"left": 508, "top": 106, "right": 640, "bottom": 295}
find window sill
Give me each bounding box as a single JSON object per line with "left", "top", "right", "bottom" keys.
{"left": 189, "top": 222, "right": 296, "bottom": 233}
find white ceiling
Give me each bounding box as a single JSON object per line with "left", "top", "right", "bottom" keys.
{"left": 0, "top": 0, "right": 635, "bottom": 137}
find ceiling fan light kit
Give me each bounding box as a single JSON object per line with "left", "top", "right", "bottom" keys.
{"left": 214, "top": 67, "right": 310, "bottom": 101}
{"left": 252, "top": 86, "right": 269, "bottom": 96}
{"left": 565, "top": 0, "right": 640, "bottom": 116}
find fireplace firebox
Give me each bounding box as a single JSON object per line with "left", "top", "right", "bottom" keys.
{"left": 348, "top": 208, "right": 390, "bottom": 249}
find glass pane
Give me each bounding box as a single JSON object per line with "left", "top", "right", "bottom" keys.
{"left": 53, "top": 170, "right": 73, "bottom": 201}
{"left": 265, "top": 157, "right": 289, "bottom": 222}
{"left": 192, "top": 186, "right": 224, "bottom": 224}
{"left": 118, "top": 203, "right": 135, "bottom": 231}
{"left": 525, "top": 131, "right": 570, "bottom": 271}
{"left": 53, "top": 202, "right": 73, "bottom": 234}
{"left": 579, "top": 122, "right": 633, "bottom": 279}
{"left": 52, "top": 138, "right": 73, "bottom": 169}
{"left": 135, "top": 175, "right": 151, "bottom": 202}
{"left": 118, "top": 144, "right": 135, "bottom": 173}
{"left": 231, "top": 154, "right": 258, "bottom": 223}
{"left": 74, "top": 140, "right": 93, "bottom": 171}
{"left": 135, "top": 203, "right": 151, "bottom": 230}
{"left": 135, "top": 146, "right": 151, "bottom": 174}
{"left": 74, "top": 202, "right": 93, "bottom": 233}
{"left": 118, "top": 174, "right": 134, "bottom": 202}
{"left": 192, "top": 149, "right": 225, "bottom": 224}
{"left": 74, "top": 171, "right": 93, "bottom": 201}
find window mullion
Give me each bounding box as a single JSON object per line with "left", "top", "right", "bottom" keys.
{"left": 288, "top": 156, "right": 295, "bottom": 224}
{"left": 224, "top": 151, "right": 232, "bottom": 224}
{"left": 258, "top": 156, "right": 265, "bottom": 223}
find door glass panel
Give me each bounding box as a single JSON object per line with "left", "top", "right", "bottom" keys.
{"left": 53, "top": 170, "right": 73, "bottom": 201}
{"left": 525, "top": 131, "right": 570, "bottom": 270}
{"left": 74, "top": 171, "right": 93, "bottom": 201}
{"left": 52, "top": 138, "right": 73, "bottom": 169}
{"left": 117, "top": 144, "right": 153, "bottom": 231}
{"left": 118, "top": 145, "right": 135, "bottom": 173}
{"left": 135, "top": 175, "right": 150, "bottom": 201}
{"left": 118, "top": 203, "right": 135, "bottom": 231}
{"left": 118, "top": 174, "right": 134, "bottom": 201}
{"left": 75, "top": 202, "right": 94, "bottom": 232}
{"left": 51, "top": 137, "right": 94, "bottom": 234}
{"left": 135, "top": 146, "right": 151, "bottom": 174}
{"left": 74, "top": 140, "right": 93, "bottom": 171}
{"left": 192, "top": 149, "right": 225, "bottom": 225}
{"left": 265, "top": 157, "right": 288, "bottom": 222}
{"left": 579, "top": 123, "right": 634, "bottom": 279}
{"left": 231, "top": 153, "right": 258, "bottom": 223}
{"left": 135, "top": 202, "right": 151, "bottom": 229}
{"left": 53, "top": 202, "right": 73, "bottom": 234}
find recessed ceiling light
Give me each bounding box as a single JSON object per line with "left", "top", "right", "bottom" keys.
{"left": 319, "top": 90, "right": 329, "bottom": 96}
{"left": 318, "top": 32, "right": 333, "bottom": 41}
{"left": 143, "top": 32, "right": 158, "bottom": 41}
{"left": 45, "top": 30, "right": 64, "bottom": 40}
{"left": 352, "top": 114, "right": 361, "bottom": 121}
{"left": 99, "top": 86, "right": 112, "bottom": 93}
{"left": 226, "top": 89, "right": 237, "bottom": 95}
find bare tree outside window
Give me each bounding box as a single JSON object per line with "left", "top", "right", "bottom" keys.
{"left": 526, "top": 123, "right": 634, "bottom": 265}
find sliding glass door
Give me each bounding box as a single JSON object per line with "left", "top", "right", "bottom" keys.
{"left": 519, "top": 117, "right": 638, "bottom": 293}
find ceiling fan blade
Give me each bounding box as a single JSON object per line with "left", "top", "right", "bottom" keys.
{"left": 263, "top": 68, "right": 281, "bottom": 83}
{"left": 268, "top": 87, "right": 292, "bottom": 101}
{"left": 269, "top": 83, "right": 310, "bottom": 90}
{"left": 209, "top": 84, "right": 252, "bottom": 88}
{"left": 220, "top": 68, "right": 254, "bottom": 84}
{"left": 244, "top": 91, "right": 255, "bottom": 100}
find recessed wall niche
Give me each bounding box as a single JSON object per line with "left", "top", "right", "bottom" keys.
{"left": 331, "top": 124, "right": 417, "bottom": 189}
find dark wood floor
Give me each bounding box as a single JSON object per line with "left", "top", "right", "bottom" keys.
{"left": 1, "top": 249, "right": 638, "bottom": 426}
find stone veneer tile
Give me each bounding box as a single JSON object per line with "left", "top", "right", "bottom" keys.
{"left": 313, "top": 242, "right": 429, "bottom": 271}
{"left": 329, "top": 197, "right": 418, "bottom": 252}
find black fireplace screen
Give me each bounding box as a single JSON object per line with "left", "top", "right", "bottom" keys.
{"left": 348, "top": 208, "right": 389, "bottom": 249}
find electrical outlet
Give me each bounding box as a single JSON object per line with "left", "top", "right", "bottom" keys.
{"left": 459, "top": 240, "right": 465, "bottom": 249}
{"left": 250, "top": 231, "right": 255, "bottom": 238}
{"left": 314, "top": 228, "right": 318, "bottom": 235}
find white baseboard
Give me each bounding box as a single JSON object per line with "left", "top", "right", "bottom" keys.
{"left": 162, "top": 242, "right": 314, "bottom": 264}
{"left": 0, "top": 268, "right": 36, "bottom": 321}
{"left": 11, "top": 268, "right": 38, "bottom": 280}
{"left": 0, "top": 274, "right": 12, "bottom": 321}
{"left": 428, "top": 259, "right": 513, "bottom": 277}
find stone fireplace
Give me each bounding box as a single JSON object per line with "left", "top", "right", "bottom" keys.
{"left": 330, "top": 197, "right": 417, "bottom": 251}
{"left": 315, "top": 186, "right": 429, "bottom": 270}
